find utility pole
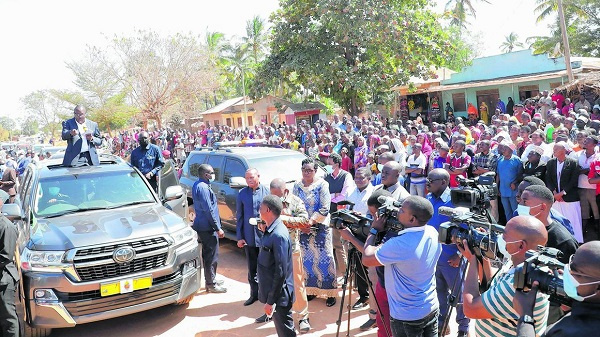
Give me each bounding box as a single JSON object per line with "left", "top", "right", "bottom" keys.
{"left": 242, "top": 70, "right": 248, "bottom": 129}
{"left": 557, "top": 0, "right": 574, "bottom": 82}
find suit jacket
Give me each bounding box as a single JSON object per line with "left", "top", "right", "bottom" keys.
{"left": 61, "top": 118, "right": 102, "bottom": 166}
{"left": 0, "top": 216, "right": 18, "bottom": 283}
{"left": 545, "top": 157, "right": 580, "bottom": 203}
{"left": 0, "top": 168, "right": 17, "bottom": 196}
{"left": 257, "top": 218, "right": 295, "bottom": 307}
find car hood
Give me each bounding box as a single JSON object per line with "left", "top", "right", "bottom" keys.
{"left": 29, "top": 204, "right": 186, "bottom": 251}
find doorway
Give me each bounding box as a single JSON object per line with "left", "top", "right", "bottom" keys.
{"left": 476, "top": 89, "right": 499, "bottom": 124}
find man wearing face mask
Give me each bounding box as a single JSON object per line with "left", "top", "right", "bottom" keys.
{"left": 458, "top": 215, "right": 550, "bottom": 337}
{"left": 325, "top": 153, "right": 354, "bottom": 276}
{"left": 131, "top": 131, "right": 165, "bottom": 192}
{"left": 518, "top": 185, "right": 579, "bottom": 323}
{"left": 514, "top": 241, "right": 600, "bottom": 337}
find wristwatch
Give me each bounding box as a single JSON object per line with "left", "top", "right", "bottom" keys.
{"left": 519, "top": 315, "right": 535, "bottom": 326}
{"left": 369, "top": 227, "right": 379, "bottom": 236}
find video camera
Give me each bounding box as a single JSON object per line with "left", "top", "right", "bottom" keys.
{"left": 452, "top": 173, "right": 497, "bottom": 213}
{"left": 330, "top": 200, "right": 372, "bottom": 242}
{"left": 376, "top": 196, "right": 406, "bottom": 233}
{"left": 437, "top": 206, "right": 505, "bottom": 260}
{"left": 514, "top": 246, "right": 572, "bottom": 306}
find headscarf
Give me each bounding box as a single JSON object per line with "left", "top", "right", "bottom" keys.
{"left": 418, "top": 133, "right": 433, "bottom": 158}
{"left": 459, "top": 126, "right": 474, "bottom": 145}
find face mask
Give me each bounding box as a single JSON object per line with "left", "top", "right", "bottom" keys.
{"left": 496, "top": 234, "right": 522, "bottom": 258}
{"left": 139, "top": 139, "right": 148, "bottom": 147}
{"left": 516, "top": 203, "right": 542, "bottom": 217}
{"left": 563, "top": 264, "right": 600, "bottom": 301}
{"left": 48, "top": 187, "right": 60, "bottom": 196}
{"left": 377, "top": 164, "right": 384, "bottom": 172}
{"left": 324, "top": 165, "right": 333, "bottom": 174}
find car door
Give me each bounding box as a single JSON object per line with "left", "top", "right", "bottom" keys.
{"left": 158, "top": 159, "right": 187, "bottom": 219}
{"left": 206, "top": 155, "right": 228, "bottom": 228}
{"left": 221, "top": 157, "right": 248, "bottom": 233}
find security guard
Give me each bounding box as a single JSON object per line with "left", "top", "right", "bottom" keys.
{"left": 256, "top": 195, "right": 296, "bottom": 337}
{"left": 0, "top": 199, "right": 19, "bottom": 337}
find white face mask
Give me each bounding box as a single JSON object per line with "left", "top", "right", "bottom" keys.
{"left": 496, "top": 234, "right": 522, "bottom": 258}
{"left": 377, "top": 164, "right": 384, "bottom": 172}
{"left": 563, "top": 263, "right": 600, "bottom": 302}
{"left": 516, "top": 203, "right": 543, "bottom": 217}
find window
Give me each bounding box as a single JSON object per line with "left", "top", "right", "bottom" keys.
{"left": 452, "top": 93, "right": 466, "bottom": 111}
{"left": 207, "top": 155, "right": 225, "bottom": 182}
{"left": 213, "top": 120, "right": 220, "bottom": 126}
{"left": 159, "top": 160, "right": 178, "bottom": 197}
{"left": 550, "top": 82, "right": 562, "bottom": 90}
{"left": 519, "top": 85, "right": 540, "bottom": 100}
{"left": 186, "top": 153, "right": 207, "bottom": 178}
{"left": 226, "top": 118, "right": 232, "bottom": 127}
{"left": 247, "top": 116, "right": 253, "bottom": 126}
{"left": 237, "top": 117, "right": 243, "bottom": 127}
{"left": 223, "top": 158, "right": 246, "bottom": 184}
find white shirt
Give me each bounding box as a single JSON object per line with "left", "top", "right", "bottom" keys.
{"left": 346, "top": 184, "right": 374, "bottom": 216}
{"left": 556, "top": 160, "right": 565, "bottom": 192}
{"left": 76, "top": 120, "right": 89, "bottom": 152}
{"left": 578, "top": 150, "right": 598, "bottom": 189}
{"left": 406, "top": 153, "right": 427, "bottom": 183}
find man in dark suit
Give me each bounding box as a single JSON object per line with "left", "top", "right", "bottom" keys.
{"left": 61, "top": 105, "right": 102, "bottom": 166}
{"left": 0, "top": 198, "right": 19, "bottom": 337}
{"left": 545, "top": 142, "right": 583, "bottom": 243}
{"left": 257, "top": 195, "right": 296, "bottom": 337}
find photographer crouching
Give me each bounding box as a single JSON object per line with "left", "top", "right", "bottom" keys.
{"left": 458, "top": 215, "right": 550, "bottom": 337}
{"left": 362, "top": 195, "right": 442, "bottom": 337}
{"left": 513, "top": 241, "right": 600, "bottom": 337}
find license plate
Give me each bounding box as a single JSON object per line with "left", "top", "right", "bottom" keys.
{"left": 100, "top": 276, "right": 153, "bottom": 297}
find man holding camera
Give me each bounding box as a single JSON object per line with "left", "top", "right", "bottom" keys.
{"left": 458, "top": 215, "right": 550, "bottom": 337}
{"left": 363, "top": 195, "right": 442, "bottom": 337}
{"left": 514, "top": 241, "right": 600, "bottom": 336}
{"left": 426, "top": 169, "right": 470, "bottom": 336}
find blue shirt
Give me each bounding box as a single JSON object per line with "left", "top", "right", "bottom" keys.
{"left": 192, "top": 178, "right": 222, "bottom": 232}
{"left": 375, "top": 225, "right": 442, "bottom": 321}
{"left": 496, "top": 155, "right": 522, "bottom": 197}
{"left": 130, "top": 143, "right": 165, "bottom": 176}
{"left": 17, "top": 157, "right": 31, "bottom": 175}
{"left": 236, "top": 184, "right": 270, "bottom": 247}
{"left": 426, "top": 188, "right": 460, "bottom": 264}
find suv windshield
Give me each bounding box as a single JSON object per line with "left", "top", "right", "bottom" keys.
{"left": 248, "top": 153, "right": 322, "bottom": 183}
{"left": 34, "top": 170, "right": 155, "bottom": 217}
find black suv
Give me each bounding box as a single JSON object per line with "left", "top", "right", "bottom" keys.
{"left": 7, "top": 155, "right": 200, "bottom": 337}
{"left": 179, "top": 146, "right": 325, "bottom": 239}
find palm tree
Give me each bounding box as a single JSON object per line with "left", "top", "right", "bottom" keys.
{"left": 445, "top": 0, "right": 490, "bottom": 28}
{"left": 242, "top": 16, "right": 268, "bottom": 64}
{"left": 205, "top": 31, "right": 227, "bottom": 66}
{"left": 500, "top": 32, "right": 525, "bottom": 53}
{"left": 534, "top": 0, "right": 589, "bottom": 23}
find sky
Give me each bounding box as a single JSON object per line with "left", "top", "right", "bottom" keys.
{"left": 0, "top": 0, "right": 553, "bottom": 121}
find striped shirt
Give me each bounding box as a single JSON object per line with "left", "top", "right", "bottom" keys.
{"left": 475, "top": 267, "right": 549, "bottom": 337}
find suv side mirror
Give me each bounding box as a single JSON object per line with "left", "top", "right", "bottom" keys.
{"left": 2, "top": 203, "right": 22, "bottom": 220}
{"left": 164, "top": 185, "right": 184, "bottom": 201}
{"left": 229, "top": 177, "right": 247, "bottom": 189}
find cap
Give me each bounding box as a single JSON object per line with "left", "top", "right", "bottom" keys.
{"left": 529, "top": 146, "right": 544, "bottom": 156}
{"left": 499, "top": 140, "right": 516, "bottom": 151}
{"left": 593, "top": 104, "right": 600, "bottom": 111}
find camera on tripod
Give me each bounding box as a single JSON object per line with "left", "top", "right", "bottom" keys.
{"left": 437, "top": 206, "right": 505, "bottom": 260}
{"left": 452, "top": 173, "right": 497, "bottom": 211}
{"left": 376, "top": 196, "right": 406, "bottom": 233}
{"left": 513, "top": 246, "right": 572, "bottom": 306}
{"left": 330, "top": 207, "right": 372, "bottom": 242}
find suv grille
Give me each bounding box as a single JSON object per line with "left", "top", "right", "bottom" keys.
{"left": 73, "top": 237, "right": 170, "bottom": 282}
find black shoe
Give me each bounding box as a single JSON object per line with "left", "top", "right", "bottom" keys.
{"left": 255, "top": 314, "right": 268, "bottom": 323}
{"left": 457, "top": 331, "right": 469, "bottom": 337}
{"left": 326, "top": 297, "right": 337, "bottom": 307}
{"left": 359, "top": 318, "right": 377, "bottom": 331}
{"left": 244, "top": 297, "right": 258, "bottom": 306}
{"left": 352, "top": 297, "right": 369, "bottom": 310}
{"left": 307, "top": 295, "right": 316, "bottom": 301}
{"left": 206, "top": 285, "right": 227, "bottom": 293}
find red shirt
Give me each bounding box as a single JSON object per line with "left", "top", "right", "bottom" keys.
{"left": 341, "top": 156, "right": 352, "bottom": 172}
{"left": 447, "top": 153, "right": 471, "bottom": 187}
{"left": 588, "top": 160, "right": 600, "bottom": 195}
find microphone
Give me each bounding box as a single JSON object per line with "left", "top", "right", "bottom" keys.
{"left": 377, "top": 196, "right": 402, "bottom": 207}
{"left": 249, "top": 218, "right": 266, "bottom": 226}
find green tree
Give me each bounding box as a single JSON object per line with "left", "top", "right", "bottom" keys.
{"left": 21, "top": 90, "right": 62, "bottom": 138}
{"left": 20, "top": 119, "right": 39, "bottom": 136}
{"left": 243, "top": 16, "right": 269, "bottom": 64}
{"left": 253, "top": 0, "right": 456, "bottom": 116}
{"left": 223, "top": 42, "right": 253, "bottom": 97}
{"left": 89, "top": 90, "right": 137, "bottom": 134}
{"left": 445, "top": 0, "right": 490, "bottom": 28}
{"left": 500, "top": 32, "right": 524, "bottom": 53}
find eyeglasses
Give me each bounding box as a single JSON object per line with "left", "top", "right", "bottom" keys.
{"left": 426, "top": 178, "right": 442, "bottom": 183}
{"left": 301, "top": 168, "right": 315, "bottom": 173}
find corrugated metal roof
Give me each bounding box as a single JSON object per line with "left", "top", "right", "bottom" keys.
{"left": 199, "top": 97, "right": 251, "bottom": 115}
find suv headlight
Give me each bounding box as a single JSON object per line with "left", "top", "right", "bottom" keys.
{"left": 21, "top": 247, "right": 68, "bottom": 272}
{"left": 171, "top": 226, "right": 197, "bottom": 249}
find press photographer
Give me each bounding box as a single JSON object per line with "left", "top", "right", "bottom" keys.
{"left": 362, "top": 195, "right": 442, "bottom": 337}
{"left": 458, "top": 215, "right": 550, "bottom": 337}
{"left": 514, "top": 241, "right": 600, "bottom": 337}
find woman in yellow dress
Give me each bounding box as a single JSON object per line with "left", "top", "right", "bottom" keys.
{"left": 479, "top": 101, "right": 489, "bottom": 124}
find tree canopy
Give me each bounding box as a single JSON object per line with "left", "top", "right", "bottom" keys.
{"left": 252, "top": 0, "right": 457, "bottom": 115}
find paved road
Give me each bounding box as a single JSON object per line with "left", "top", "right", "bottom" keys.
{"left": 50, "top": 239, "right": 464, "bottom": 337}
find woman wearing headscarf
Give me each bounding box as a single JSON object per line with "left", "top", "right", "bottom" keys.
{"left": 354, "top": 136, "right": 369, "bottom": 169}
{"left": 417, "top": 133, "right": 433, "bottom": 159}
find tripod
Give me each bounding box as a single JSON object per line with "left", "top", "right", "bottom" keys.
{"left": 335, "top": 246, "right": 391, "bottom": 337}
{"left": 440, "top": 257, "right": 468, "bottom": 336}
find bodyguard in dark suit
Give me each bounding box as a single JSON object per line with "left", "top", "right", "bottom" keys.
{"left": 236, "top": 168, "right": 269, "bottom": 306}
{"left": 61, "top": 105, "right": 102, "bottom": 166}
{"left": 0, "top": 199, "right": 19, "bottom": 337}
{"left": 130, "top": 131, "right": 165, "bottom": 192}
{"left": 257, "top": 195, "right": 296, "bottom": 337}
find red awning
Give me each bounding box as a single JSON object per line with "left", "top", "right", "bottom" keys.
{"left": 294, "top": 109, "right": 320, "bottom": 116}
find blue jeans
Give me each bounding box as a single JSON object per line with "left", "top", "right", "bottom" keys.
{"left": 390, "top": 309, "right": 438, "bottom": 337}
{"left": 501, "top": 196, "right": 518, "bottom": 222}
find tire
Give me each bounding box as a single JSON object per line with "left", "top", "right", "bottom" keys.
{"left": 24, "top": 324, "right": 52, "bottom": 337}
{"left": 174, "top": 294, "right": 194, "bottom": 305}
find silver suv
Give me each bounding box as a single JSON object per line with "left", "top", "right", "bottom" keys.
{"left": 8, "top": 155, "right": 201, "bottom": 337}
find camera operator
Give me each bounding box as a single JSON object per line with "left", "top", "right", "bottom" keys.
{"left": 514, "top": 241, "right": 600, "bottom": 337}
{"left": 425, "top": 169, "right": 470, "bottom": 336}
{"left": 458, "top": 215, "right": 550, "bottom": 337}
{"left": 362, "top": 195, "right": 442, "bottom": 337}
{"left": 337, "top": 189, "right": 394, "bottom": 336}
{"left": 517, "top": 185, "right": 579, "bottom": 323}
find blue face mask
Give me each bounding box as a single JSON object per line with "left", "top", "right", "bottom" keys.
{"left": 324, "top": 165, "right": 333, "bottom": 174}
{"left": 563, "top": 263, "right": 600, "bottom": 301}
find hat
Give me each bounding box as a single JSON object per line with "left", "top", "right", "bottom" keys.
{"left": 529, "top": 146, "right": 544, "bottom": 156}
{"left": 593, "top": 104, "right": 600, "bottom": 111}
{"left": 499, "top": 140, "right": 516, "bottom": 151}
{"left": 577, "top": 116, "right": 590, "bottom": 124}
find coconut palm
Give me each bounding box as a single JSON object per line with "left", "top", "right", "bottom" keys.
{"left": 222, "top": 43, "right": 253, "bottom": 97}
{"left": 205, "top": 31, "right": 227, "bottom": 66}
{"left": 500, "top": 32, "right": 525, "bottom": 53}
{"left": 534, "top": 0, "right": 589, "bottom": 23}
{"left": 242, "top": 16, "right": 268, "bottom": 64}
{"left": 445, "top": 0, "right": 490, "bottom": 28}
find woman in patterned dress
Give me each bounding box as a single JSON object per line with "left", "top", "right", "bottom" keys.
{"left": 354, "top": 136, "right": 369, "bottom": 169}
{"left": 293, "top": 157, "right": 338, "bottom": 306}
